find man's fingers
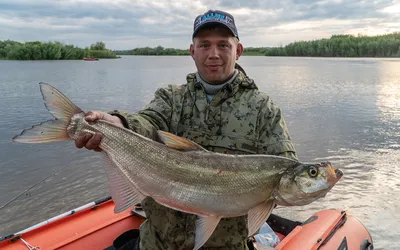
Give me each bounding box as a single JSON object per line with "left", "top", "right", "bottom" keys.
{"left": 75, "top": 112, "right": 107, "bottom": 152}
{"left": 85, "top": 111, "right": 104, "bottom": 122}
{"left": 75, "top": 134, "right": 91, "bottom": 148}
{"left": 85, "top": 133, "right": 102, "bottom": 150}
{"left": 75, "top": 133, "right": 102, "bottom": 151}
{"left": 83, "top": 111, "right": 122, "bottom": 128}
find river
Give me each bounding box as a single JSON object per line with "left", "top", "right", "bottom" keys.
{"left": 0, "top": 56, "right": 399, "bottom": 249}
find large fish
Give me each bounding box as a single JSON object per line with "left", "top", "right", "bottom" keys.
{"left": 13, "top": 83, "right": 343, "bottom": 250}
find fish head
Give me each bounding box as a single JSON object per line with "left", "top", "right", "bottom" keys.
{"left": 275, "top": 162, "right": 343, "bottom": 206}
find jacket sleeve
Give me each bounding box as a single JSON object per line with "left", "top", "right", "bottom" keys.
{"left": 109, "top": 86, "right": 173, "bottom": 141}
{"left": 257, "top": 98, "right": 298, "bottom": 161}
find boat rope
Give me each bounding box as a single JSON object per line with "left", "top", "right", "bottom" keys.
{"left": 0, "top": 166, "right": 67, "bottom": 211}
{"left": 20, "top": 237, "right": 40, "bottom": 250}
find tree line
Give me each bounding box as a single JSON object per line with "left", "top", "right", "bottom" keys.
{"left": 2, "top": 32, "right": 399, "bottom": 59}
{"left": 115, "top": 32, "right": 400, "bottom": 57}
{"left": 264, "top": 32, "right": 400, "bottom": 57}
{"left": 115, "top": 46, "right": 190, "bottom": 56}
{"left": 0, "top": 41, "right": 119, "bottom": 60}
{"left": 114, "top": 46, "right": 266, "bottom": 56}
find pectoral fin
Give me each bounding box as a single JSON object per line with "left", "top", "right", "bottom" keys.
{"left": 104, "top": 152, "right": 146, "bottom": 213}
{"left": 247, "top": 200, "right": 276, "bottom": 237}
{"left": 157, "top": 130, "right": 207, "bottom": 151}
{"left": 194, "top": 215, "right": 222, "bottom": 250}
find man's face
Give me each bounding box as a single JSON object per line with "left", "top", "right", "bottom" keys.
{"left": 190, "top": 27, "right": 243, "bottom": 84}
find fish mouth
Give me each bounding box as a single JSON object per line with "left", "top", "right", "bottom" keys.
{"left": 335, "top": 169, "right": 343, "bottom": 179}
{"left": 325, "top": 162, "right": 343, "bottom": 184}
{"left": 328, "top": 168, "right": 343, "bottom": 184}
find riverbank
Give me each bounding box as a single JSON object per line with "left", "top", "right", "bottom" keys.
{"left": 0, "top": 41, "right": 119, "bottom": 60}
{"left": 114, "top": 32, "right": 400, "bottom": 58}
{"left": 2, "top": 31, "right": 399, "bottom": 59}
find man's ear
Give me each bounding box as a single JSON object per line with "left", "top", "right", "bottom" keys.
{"left": 190, "top": 44, "right": 195, "bottom": 58}
{"left": 236, "top": 43, "right": 244, "bottom": 60}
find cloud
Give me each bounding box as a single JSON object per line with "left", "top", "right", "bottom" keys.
{"left": 0, "top": 0, "right": 399, "bottom": 49}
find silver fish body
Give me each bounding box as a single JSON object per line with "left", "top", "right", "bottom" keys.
{"left": 13, "top": 83, "right": 343, "bottom": 250}
{"left": 74, "top": 112, "right": 297, "bottom": 215}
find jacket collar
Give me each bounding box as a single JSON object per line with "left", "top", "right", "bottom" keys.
{"left": 186, "top": 70, "right": 257, "bottom": 96}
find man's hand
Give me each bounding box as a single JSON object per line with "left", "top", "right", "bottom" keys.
{"left": 75, "top": 111, "right": 124, "bottom": 152}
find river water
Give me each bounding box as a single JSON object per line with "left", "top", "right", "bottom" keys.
{"left": 0, "top": 56, "right": 399, "bottom": 249}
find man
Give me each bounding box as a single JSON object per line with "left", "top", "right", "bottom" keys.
{"left": 75, "top": 9, "right": 297, "bottom": 250}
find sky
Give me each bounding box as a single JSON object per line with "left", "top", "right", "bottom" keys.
{"left": 0, "top": 0, "right": 399, "bottom": 50}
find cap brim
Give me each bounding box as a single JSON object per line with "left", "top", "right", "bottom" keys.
{"left": 192, "top": 22, "right": 238, "bottom": 39}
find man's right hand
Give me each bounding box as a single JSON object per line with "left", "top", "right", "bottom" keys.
{"left": 74, "top": 111, "right": 124, "bottom": 152}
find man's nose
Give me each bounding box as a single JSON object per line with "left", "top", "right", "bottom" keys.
{"left": 208, "top": 45, "right": 220, "bottom": 59}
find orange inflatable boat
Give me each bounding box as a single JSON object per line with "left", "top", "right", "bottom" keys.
{"left": 0, "top": 197, "right": 374, "bottom": 250}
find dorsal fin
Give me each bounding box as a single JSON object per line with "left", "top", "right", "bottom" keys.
{"left": 157, "top": 130, "right": 207, "bottom": 151}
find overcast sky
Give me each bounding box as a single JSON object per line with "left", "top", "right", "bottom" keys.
{"left": 0, "top": 0, "right": 399, "bottom": 50}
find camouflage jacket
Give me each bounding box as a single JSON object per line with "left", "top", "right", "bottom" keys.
{"left": 110, "top": 71, "right": 297, "bottom": 250}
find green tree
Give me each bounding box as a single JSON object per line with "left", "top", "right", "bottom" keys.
{"left": 0, "top": 40, "right": 118, "bottom": 60}
{"left": 90, "top": 41, "right": 106, "bottom": 50}
{"left": 264, "top": 32, "right": 400, "bottom": 57}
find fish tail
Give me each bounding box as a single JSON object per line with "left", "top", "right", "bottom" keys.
{"left": 12, "top": 82, "right": 83, "bottom": 143}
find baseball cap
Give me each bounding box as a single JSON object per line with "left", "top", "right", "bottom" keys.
{"left": 192, "top": 10, "right": 239, "bottom": 40}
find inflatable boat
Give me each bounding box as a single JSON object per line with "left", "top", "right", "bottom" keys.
{"left": 0, "top": 197, "right": 374, "bottom": 250}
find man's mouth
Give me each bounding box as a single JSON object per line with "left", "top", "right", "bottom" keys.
{"left": 206, "top": 65, "right": 221, "bottom": 71}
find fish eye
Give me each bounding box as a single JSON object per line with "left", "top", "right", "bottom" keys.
{"left": 308, "top": 166, "right": 318, "bottom": 177}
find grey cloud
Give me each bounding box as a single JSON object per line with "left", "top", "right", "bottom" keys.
{"left": 0, "top": 0, "right": 398, "bottom": 49}
{"left": 0, "top": 1, "right": 194, "bottom": 45}
{"left": 298, "top": 0, "right": 393, "bottom": 20}
{"left": 216, "top": 0, "right": 393, "bottom": 21}
{"left": 212, "top": 0, "right": 396, "bottom": 38}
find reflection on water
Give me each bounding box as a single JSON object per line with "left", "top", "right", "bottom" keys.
{"left": 376, "top": 61, "right": 400, "bottom": 150}
{"left": 0, "top": 57, "right": 399, "bottom": 249}
{"left": 377, "top": 75, "right": 400, "bottom": 121}
{"left": 275, "top": 147, "right": 400, "bottom": 250}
